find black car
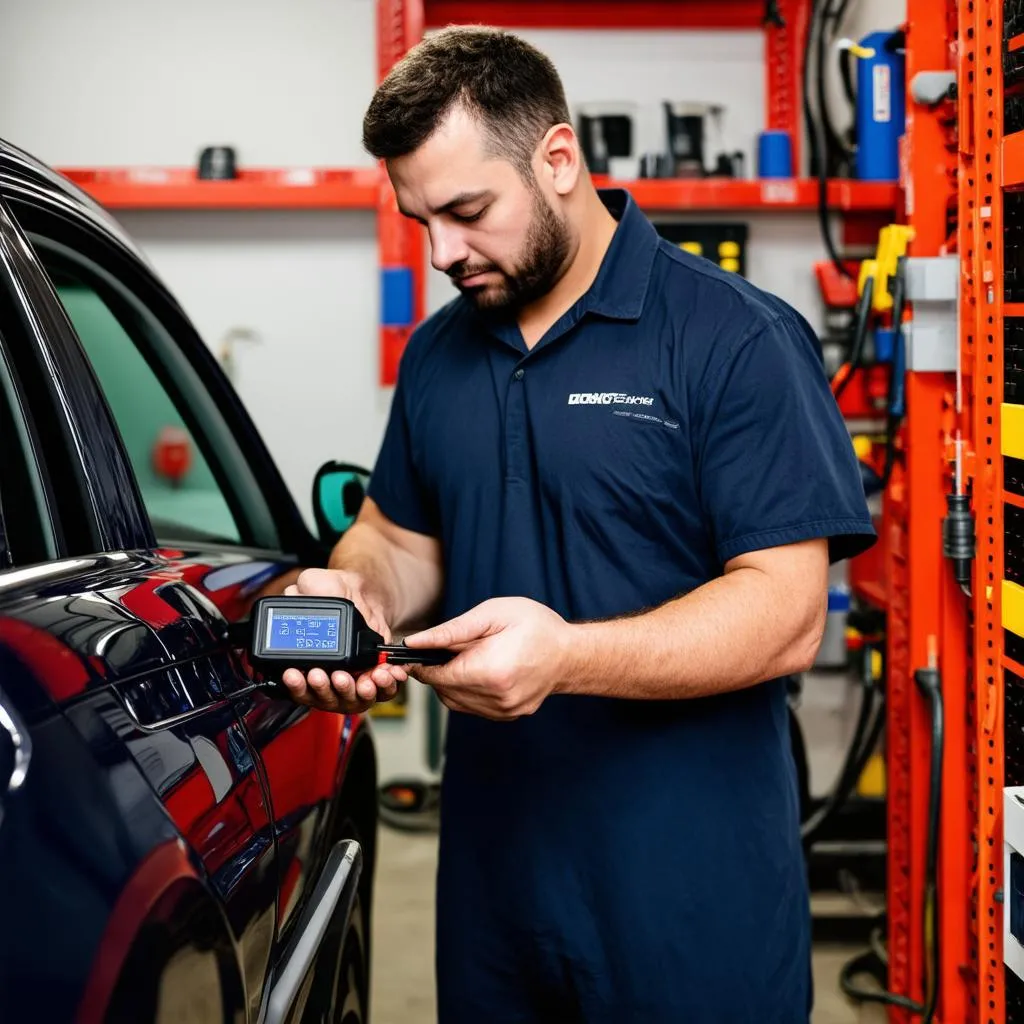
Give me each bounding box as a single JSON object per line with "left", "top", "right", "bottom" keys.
{"left": 0, "top": 138, "right": 379, "bottom": 1024}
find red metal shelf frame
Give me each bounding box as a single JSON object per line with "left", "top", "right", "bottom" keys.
{"left": 600, "top": 177, "right": 899, "bottom": 210}
{"left": 59, "top": 167, "right": 381, "bottom": 210}
{"left": 58, "top": 168, "right": 897, "bottom": 215}
{"left": 423, "top": 0, "right": 766, "bottom": 30}
{"left": 973, "top": 0, "right": 1008, "bottom": 1019}
{"left": 1004, "top": 129, "right": 1024, "bottom": 188}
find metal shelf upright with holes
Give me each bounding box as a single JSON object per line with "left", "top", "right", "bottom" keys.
{"left": 997, "top": 0, "right": 1024, "bottom": 1018}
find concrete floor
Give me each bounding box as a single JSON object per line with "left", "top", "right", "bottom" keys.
{"left": 368, "top": 825, "right": 888, "bottom": 1023}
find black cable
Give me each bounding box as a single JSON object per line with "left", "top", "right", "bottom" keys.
{"left": 832, "top": 0, "right": 854, "bottom": 35}
{"left": 816, "top": 0, "right": 852, "bottom": 169}
{"left": 800, "top": 644, "right": 883, "bottom": 847}
{"left": 832, "top": 0, "right": 857, "bottom": 112}
{"left": 840, "top": 663, "right": 943, "bottom": 1021}
{"left": 880, "top": 269, "right": 906, "bottom": 487}
{"left": 802, "top": 0, "right": 821, "bottom": 177}
{"left": 839, "top": 47, "right": 856, "bottom": 108}
{"left": 840, "top": 951, "right": 926, "bottom": 1012}
{"left": 916, "top": 664, "right": 943, "bottom": 1024}
{"left": 806, "top": 0, "right": 855, "bottom": 279}
{"left": 832, "top": 274, "right": 875, "bottom": 399}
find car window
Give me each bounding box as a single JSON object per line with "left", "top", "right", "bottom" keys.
{"left": 5, "top": 201, "right": 289, "bottom": 557}
{"left": 46, "top": 266, "right": 242, "bottom": 545}
{"left": 0, "top": 333, "right": 58, "bottom": 567}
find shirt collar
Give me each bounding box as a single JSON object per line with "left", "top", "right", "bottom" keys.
{"left": 583, "top": 188, "right": 659, "bottom": 321}
{"left": 471, "top": 187, "right": 660, "bottom": 353}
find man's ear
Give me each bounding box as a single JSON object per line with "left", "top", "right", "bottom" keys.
{"left": 538, "top": 123, "right": 581, "bottom": 196}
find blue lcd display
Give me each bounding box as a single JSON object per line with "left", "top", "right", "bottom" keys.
{"left": 266, "top": 609, "right": 341, "bottom": 652}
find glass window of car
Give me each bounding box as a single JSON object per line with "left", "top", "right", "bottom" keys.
{"left": 8, "top": 202, "right": 283, "bottom": 555}
{"left": 0, "top": 333, "right": 58, "bottom": 568}
{"left": 46, "top": 264, "right": 243, "bottom": 545}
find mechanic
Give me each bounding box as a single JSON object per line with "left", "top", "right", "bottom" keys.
{"left": 282, "top": 25, "right": 876, "bottom": 1023}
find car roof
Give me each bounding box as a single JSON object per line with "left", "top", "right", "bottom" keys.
{"left": 0, "top": 137, "right": 152, "bottom": 267}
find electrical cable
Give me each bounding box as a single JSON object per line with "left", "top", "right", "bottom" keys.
{"left": 831, "top": 0, "right": 857, "bottom": 114}
{"left": 839, "top": 46, "right": 856, "bottom": 108}
{"left": 816, "top": 0, "right": 853, "bottom": 169}
{"left": 840, "top": 951, "right": 926, "bottom": 1012}
{"left": 831, "top": 275, "right": 874, "bottom": 399}
{"left": 801, "top": 697, "right": 884, "bottom": 846}
{"left": 917, "top": 661, "right": 943, "bottom": 1024}
{"left": 817, "top": 15, "right": 855, "bottom": 277}
{"left": 838, "top": 659, "right": 943, "bottom": 1022}
{"left": 804, "top": 0, "right": 855, "bottom": 279}
{"left": 801, "top": 644, "right": 883, "bottom": 847}
{"left": 880, "top": 267, "right": 907, "bottom": 487}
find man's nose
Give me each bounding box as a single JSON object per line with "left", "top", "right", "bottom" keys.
{"left": 429, "top": 226, "right": 470, "bottom": 273}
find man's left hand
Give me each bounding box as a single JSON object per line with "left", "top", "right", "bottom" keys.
{"left": 403, "top": 597, "right": 571, "bottom": 720}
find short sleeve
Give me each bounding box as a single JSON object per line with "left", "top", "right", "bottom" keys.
{"left": 366, "top": 356, "right": 438, "bottom": 538}
{"left": 696, "top": 314, "right": 876, "bottom": 565}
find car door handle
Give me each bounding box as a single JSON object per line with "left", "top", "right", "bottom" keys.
{"left": 260, "top": 839, "right": 363, "bottom": 1024}
{"left": 0, "top": 684, "right": 31, "bottom": 796}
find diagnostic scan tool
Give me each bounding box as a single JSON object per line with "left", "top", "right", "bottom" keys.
{"left": 247, "top": 596, "right": 454, "bottom": 679}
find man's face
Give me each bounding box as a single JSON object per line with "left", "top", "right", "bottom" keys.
{"left": 387, "top": 107, "right": 573, "bottom": 312}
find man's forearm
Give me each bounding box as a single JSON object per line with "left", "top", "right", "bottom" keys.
{"left": 327, "top": 520, "right": 442, "bottom": 633}
{"left": 559, "top": 566, "right": 826, "bottom": 700}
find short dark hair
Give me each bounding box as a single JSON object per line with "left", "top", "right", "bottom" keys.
{"left": 362, "top": 26, "right": 571, "bottom": 175}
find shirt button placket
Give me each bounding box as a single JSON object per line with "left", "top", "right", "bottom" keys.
{"left": 506, "top": 366, "right": 527, "bottom": 483}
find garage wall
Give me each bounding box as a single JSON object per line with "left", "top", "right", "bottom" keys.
{"left": 0, "top": 0, "right": 904, "bottom": 525}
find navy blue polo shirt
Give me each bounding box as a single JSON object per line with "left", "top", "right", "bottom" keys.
{"left": 369, "top": 190, "right": 875, "bottom": 1022}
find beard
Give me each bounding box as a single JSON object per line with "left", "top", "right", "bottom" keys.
{"left": 448, "top": 187, "right": 572, "bottom": 313}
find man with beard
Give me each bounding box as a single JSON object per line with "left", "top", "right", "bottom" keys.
{"left": 281, "top": 25, "right": 876, "bottom": 1024}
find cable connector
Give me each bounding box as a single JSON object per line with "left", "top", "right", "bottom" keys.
{"left": 942, "top": 492, "right": 976, "bottom": 591}
{"left": 914, "top": 663, "right": 941, "bottom": 698}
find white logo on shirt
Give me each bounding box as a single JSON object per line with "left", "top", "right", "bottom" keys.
{"left": 567, "top": 392, "right": 654, "bottom": 407}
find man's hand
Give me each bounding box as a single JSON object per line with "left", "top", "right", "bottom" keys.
{"left": 279, "top": 568, "right": 407, "bottom": 714}
{"left": 403, "top": 597, "right": 571, "bottom": 720}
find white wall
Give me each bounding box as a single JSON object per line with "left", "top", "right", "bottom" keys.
{"left": 1, "top": 0, "right": 903, "bottom": 526}
{"left": 0, "top": 0, "right": 378, "bottom": 167}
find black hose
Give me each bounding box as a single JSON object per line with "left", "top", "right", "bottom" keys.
{"left": 802, "top": 0, "right": 821, "bottom": 178}
{"left": 832, "top": 0, "right": 857, "bottom": 112}
{"left": 833, "top": 0, "right": 855, "bottom": 37}
{"left": 839, "top": 46, "right": 856, "bottom": 107}
{"left": 840, "top": 951, "right": 926, "bottom": 1013}
{"left": 832, "top": 275, "right": 875, "bottom": 399}
{"left": 801, "top": 701, "right": 884, "bottom": 846}
{"left": 805, "top": 0, "right": 854, "bottom": 278}
{"left": 840, "top": 665, "right": 943, "bottom": 1020}
{"left": 801, "top": 644, "right": 883, "bottom": 847}
{"left": 880, "top": 270, "right": 906, "bottom": 487}
{"left": 816, "top": 0, "right": 852, "bottom": 168}
{"left": 917, "top": 668, "right": 943, "bottom": 1024}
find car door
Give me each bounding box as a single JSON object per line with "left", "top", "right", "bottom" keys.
{"left": 0, "top": 194, "right": 281, "bottom": 1024}
{"left": 2, "top": 180, "right": 372, "bottom": 1003}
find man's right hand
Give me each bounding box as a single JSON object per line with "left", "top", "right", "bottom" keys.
{"left": 279, "top": 568, "right": 408, "bottom": 714}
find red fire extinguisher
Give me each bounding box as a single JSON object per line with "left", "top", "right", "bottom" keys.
{"left": 153, "top": 426, "right": 192, "bottom": 487}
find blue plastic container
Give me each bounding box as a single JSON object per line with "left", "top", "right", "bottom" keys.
{"left": 873, "top": 326, "right": 896, "bottom": 363}
{"left": 816, "top": 586, "right": 852, "bottom": 667}
{"left": 757, "top": 130, "right": 793, "bottom": 178}
{"left": 855, "top": 30, "right": 906, "bottom": 181}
